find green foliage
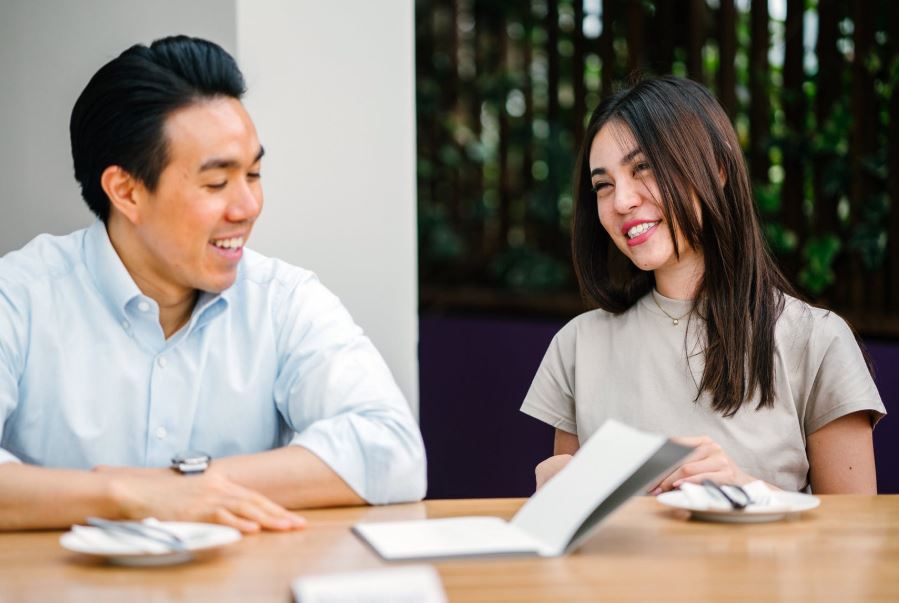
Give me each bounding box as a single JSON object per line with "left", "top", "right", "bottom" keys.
{"left": 416, "top": 0, "right": 896, "bottom": 312}
{"left": 849, "top": 192, "right": 890, "bottom": 271}
{"left": 764, "top": 222, "right": 799, "bottom": 255}
{"left": 799, "top": 234, "right": 841, "bottom": 295}
{"left": 488, "top": 246, "right": 570, "bottom": 292}
{"left": 418, "top": 204, "right": 465, "bottom": 264}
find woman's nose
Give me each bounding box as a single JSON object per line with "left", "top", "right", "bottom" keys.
{"left": 612, "top": 178, "right": 642, "bottom": 214}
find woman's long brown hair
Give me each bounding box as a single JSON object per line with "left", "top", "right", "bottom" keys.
{"left": 571, "top": 76, "right": 796, "bottom": 416}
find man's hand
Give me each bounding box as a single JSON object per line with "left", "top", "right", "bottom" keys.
{"left": 535, "top": 454, "right": 573, "bottom": 490}
{"left": 93, "top": 465, "right": 306, "bottom": 533}
{"left": 650, "top": 436, "right": 755, "bottom": 495}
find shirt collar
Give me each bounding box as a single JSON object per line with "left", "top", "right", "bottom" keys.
{"left": 83, "top": 220, "right": 143, "bottom": 314}
{"left": 83, "top": 220, "right": 231, "bottom": 327}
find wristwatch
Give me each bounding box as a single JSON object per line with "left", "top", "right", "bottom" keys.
{"left": 171, "top": 451, "right": 212, "bottom": 475}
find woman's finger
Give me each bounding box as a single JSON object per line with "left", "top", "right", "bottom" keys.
{"left": 651, "top": 447, "right": 716, "bottom": 493}
{"left": 671, "top": 471, "right": 732, "bottom": 488}
{"left": 664, "top": 459, "right": 726, "bottom": 489}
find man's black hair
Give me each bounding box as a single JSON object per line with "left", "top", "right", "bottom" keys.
{"left": 70, "top": 35, "right": 247, "bottom": 222}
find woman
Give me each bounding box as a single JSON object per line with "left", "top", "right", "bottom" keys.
{"left": 521, "top": 76, "right": 884, "bottom": 494}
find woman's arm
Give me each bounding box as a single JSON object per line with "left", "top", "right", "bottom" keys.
{"left": 807, "top": 411, "right": 877, "bottom": 494}
{"left": 554, "top": 429, "right": 580, "bottom": 455}
{"left": 534, "top": 429, "right": 580, "bottom": 490}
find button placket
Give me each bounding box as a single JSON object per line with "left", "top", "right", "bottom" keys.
{"left": 147, "top": 344, "right": 184, "bottom": 465}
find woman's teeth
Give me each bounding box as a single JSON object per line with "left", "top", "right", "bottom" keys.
{"left": 212, "top": 237, "right": 244, "bottom": 249}
{"left": 627, "top": 222, "right": 659, "bottom": 239}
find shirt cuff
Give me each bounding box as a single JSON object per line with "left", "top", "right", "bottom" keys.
{"left": 287, "top": 414, "right": 426, "bottom": 505}
{"left": 0, "top": 448, "right": 22, "bottom": 465}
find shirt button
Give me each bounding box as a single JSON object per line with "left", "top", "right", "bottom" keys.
{"left": 121, "top": 320, "right": 130, "bottom": 330}
{"left": 157, "top": 356, "right": 168, "bottom": 368}
{"left": 154, "top": 426, "right": 167, "bottom": 440}
{"left": 138, "top": 301, "right": 150, "bottom": 312}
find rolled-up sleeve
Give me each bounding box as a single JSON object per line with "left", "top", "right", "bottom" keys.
{"left": 272, "top": 273, "right": 426, "bottom": 504}
{"left": 0, "top": 353, "right": 20, "bottom": 462}
{"left": 0, "top": 279, "right": 25, "bottom": 465}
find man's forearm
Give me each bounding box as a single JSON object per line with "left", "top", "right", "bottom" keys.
{"left": 0, "top": 463, "right": 122, "bottom": 530}
{"left": 210, "top": 446, "right": 365, "bottom": 509}
{"left": 0, "top": 447, "right": 364, "bottom": 531}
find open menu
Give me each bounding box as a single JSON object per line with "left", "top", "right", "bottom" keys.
{"left": 353, "top": 420, "right": 692, "bottom": 560}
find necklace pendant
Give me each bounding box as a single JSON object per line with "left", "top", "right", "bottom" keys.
{"left": 672, "top": 319, "right": 679, "bottom": 326}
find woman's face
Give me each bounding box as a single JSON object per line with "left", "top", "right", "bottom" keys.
{"left": 588, "top": 120, "right": 702, "bottom": 280}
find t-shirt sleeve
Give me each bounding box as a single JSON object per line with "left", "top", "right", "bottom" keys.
{"left": 802, "top": 311, "right": 886, "bottom": 436}
{"left": 520, "top": 323, "right": 578, "bottom": 435}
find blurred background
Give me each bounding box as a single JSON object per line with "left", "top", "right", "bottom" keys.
{"left": 0, "top": 0, "right": 894, "bottom": 499}
{"left": 416, "top": 0, "right": 899, "bottom": 496}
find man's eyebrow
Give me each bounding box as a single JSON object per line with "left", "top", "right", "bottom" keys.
{"left": 590, "top": 147, "right": 643, "bottom": 177}
{"left": 199, "top": 146, "right": 265, "bottom": 172}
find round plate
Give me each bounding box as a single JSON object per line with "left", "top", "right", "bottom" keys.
{"left": 60, "top": 521, "right": 242, "bottom": 566}
{"left": 656, "top": 490, "right": 820, "bottom": 523}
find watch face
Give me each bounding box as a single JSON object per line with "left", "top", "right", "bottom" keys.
{"left": 174, "top": 451, "right": 210, "bottom": 464}
{"left": 172, "top": 451, "right": 211, "bottom": 474}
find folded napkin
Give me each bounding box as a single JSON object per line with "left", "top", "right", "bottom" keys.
{"left": 71, "top": 524, "right": 172, "bottom": 554}
{"left": 678, "top": 480, "right": 789, "bottom": 512}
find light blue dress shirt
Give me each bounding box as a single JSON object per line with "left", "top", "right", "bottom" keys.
{"left": 0, "top": 221, "right": 426, "bottom": 504}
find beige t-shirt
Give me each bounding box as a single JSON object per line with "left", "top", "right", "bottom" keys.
{"left": 520, "top": 291, "right": 886, "bottom": 491}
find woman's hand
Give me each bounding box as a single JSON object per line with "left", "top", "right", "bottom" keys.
{"left": 650, "top": 436, "right": 755, "bottom": 495}
{"left": 535, "top": 454, "right": 573, "bottom": 490}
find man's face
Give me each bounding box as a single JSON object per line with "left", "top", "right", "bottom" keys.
{"left": 131, "top": 97, "right": 263, "bottom": 297}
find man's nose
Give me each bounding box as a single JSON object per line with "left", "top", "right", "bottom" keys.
{"left": 228, "top": 180, "right": 262, "bottom": 222}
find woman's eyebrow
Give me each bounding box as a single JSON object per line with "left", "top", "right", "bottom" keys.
{"left": 590, "top": 148, "right": 643, "bottom": 177}
{"left": 621, "top": 148, "right": 643, "bottom": 164}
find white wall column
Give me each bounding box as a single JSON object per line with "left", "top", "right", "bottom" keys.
{"left": 235, "top": 1, "right": 419, "bottom": 411}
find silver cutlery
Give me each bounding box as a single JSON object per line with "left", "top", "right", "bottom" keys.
{"left": 85, "top": 517, "right": 190, "bottom": 553}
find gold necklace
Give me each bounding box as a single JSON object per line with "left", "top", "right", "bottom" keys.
{"left": 651, "top": 289, "right": 692, "bottom": 326}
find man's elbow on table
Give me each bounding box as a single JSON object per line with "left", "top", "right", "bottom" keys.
{"left": 292, "top": 409, "right": 427, "bottom": 506}
{"left": 356, "top": 415, "right": 427, "bottom": 505}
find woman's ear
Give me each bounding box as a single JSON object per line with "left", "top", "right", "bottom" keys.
{"left": 100, "top": 165, "right": 146, "bottom": 225}
{"left": 718, "top": 166, "right": 727, "bottom": 187}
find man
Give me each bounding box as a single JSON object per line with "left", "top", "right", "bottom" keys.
{"left": 0, "top": 36, "right": 426, "bottom": 531}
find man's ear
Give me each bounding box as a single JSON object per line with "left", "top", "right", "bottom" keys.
{"left": 100, "top": 165, "right": 146, "bottom": 225}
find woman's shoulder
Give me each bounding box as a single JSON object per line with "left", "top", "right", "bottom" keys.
{"left": 551, "top": 304, "right": 637, "bottom": 349}
{"left": 776, "top": 293, "right": 858, "bottom": 356}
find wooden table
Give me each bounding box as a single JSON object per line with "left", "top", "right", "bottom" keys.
{"left": 1, "top": 496, "right": 898, "bottom": 602}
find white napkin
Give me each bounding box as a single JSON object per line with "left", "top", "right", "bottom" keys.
{"left": 292, "top": 566, "right": 447, "bottom": 603}
{"left": 70, "top": 523, "right": 172, "bottom": 554}
{"left": 678, "top": 480, "right": 789, "bottom": 512}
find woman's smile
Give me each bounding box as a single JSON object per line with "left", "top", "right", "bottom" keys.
{"left": 621, "top": 219, "right": 661, "bottom": 246}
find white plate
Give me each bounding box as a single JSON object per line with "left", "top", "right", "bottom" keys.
{"left": 656, "top": 490, "right": 821, "bottom": 523}
{"left": 60, "top": 520, "right": 242, "bottom": 566}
